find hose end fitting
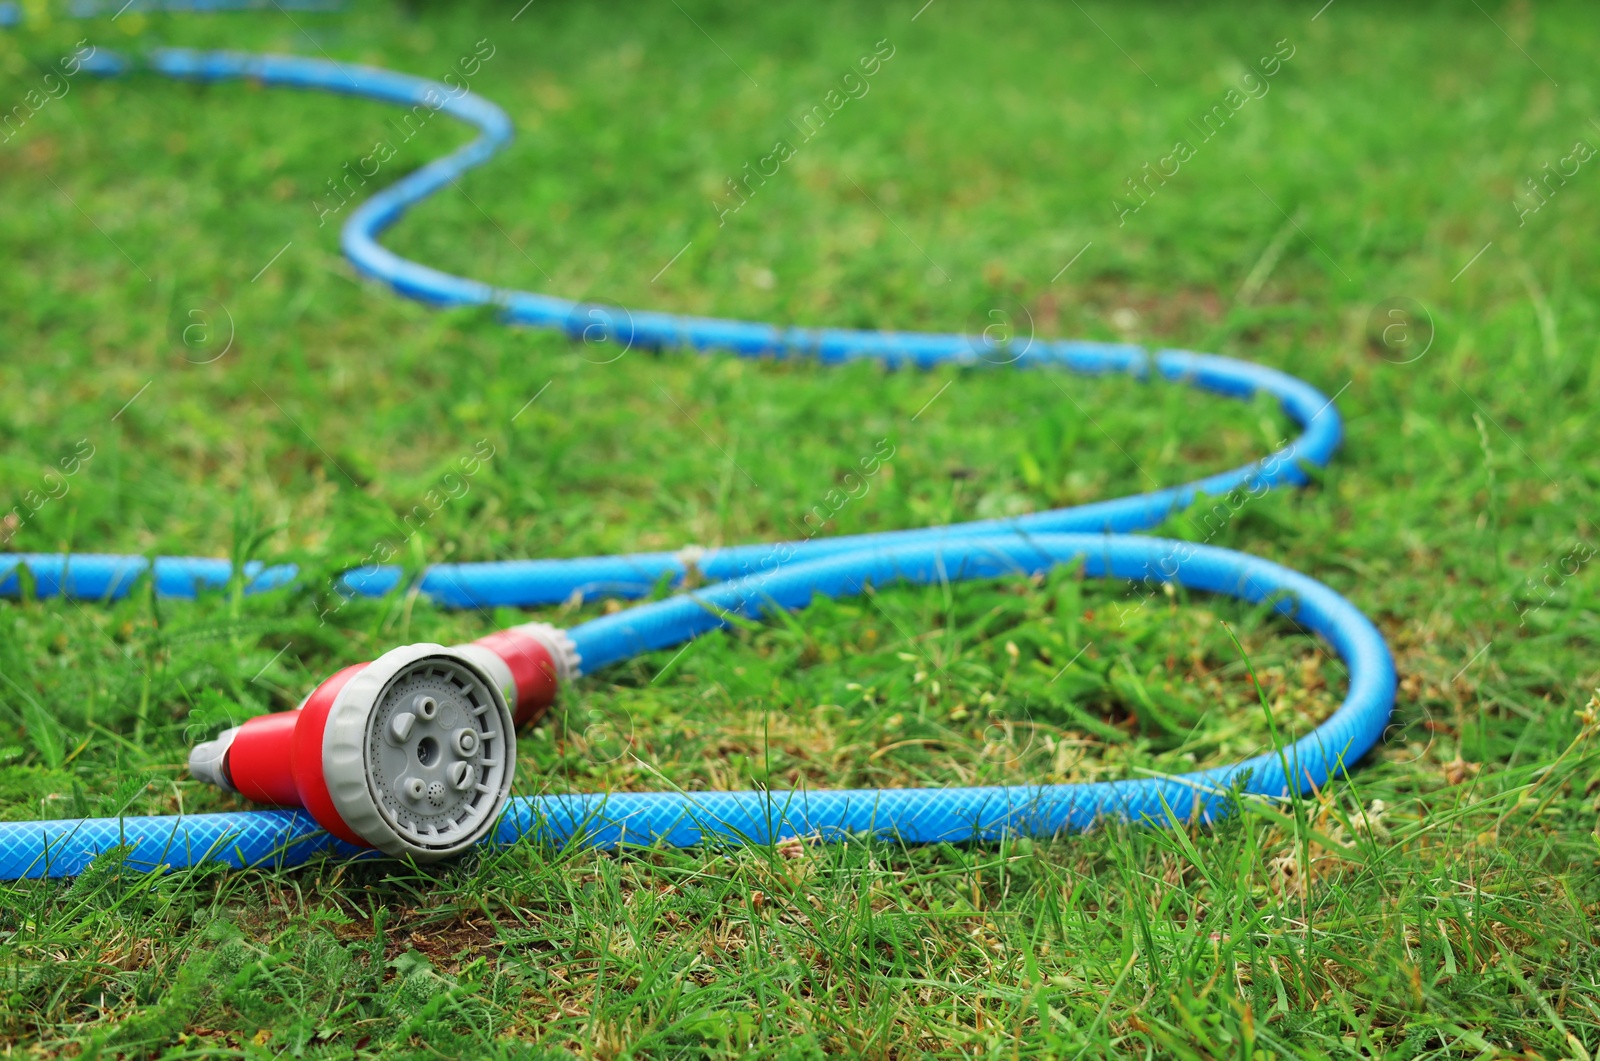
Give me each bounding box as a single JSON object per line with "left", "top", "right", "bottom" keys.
{"left": 470, "top": 621, "right": 581, "bottom": 727}
{"left": 187, "top": 727, "right": 239, "bottom": 792}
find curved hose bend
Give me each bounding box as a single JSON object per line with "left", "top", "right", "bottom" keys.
{"left": 0, "top": 46, "right": 1395, "bottom": 879}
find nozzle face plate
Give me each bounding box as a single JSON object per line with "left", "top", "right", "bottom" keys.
{"left": 364, "top": 657, "right": 510, "bottom": 853}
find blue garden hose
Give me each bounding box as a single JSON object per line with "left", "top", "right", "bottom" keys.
{"left": 0, "top": 45, "right": 1395, "bottom": 879}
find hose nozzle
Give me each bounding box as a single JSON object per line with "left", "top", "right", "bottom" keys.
{"left": 187, "top": 624, "right": 578, "bottom": 861}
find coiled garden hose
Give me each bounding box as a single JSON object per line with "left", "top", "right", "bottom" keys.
{"left": 0, "top": 44, "right": 1395, "bottom": 879}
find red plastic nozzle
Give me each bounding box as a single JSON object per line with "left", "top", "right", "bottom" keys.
{"left": 225, "top": 663, "right": 371, "bottom": 845}
{"left": 187, "top": 626, "right": 579, "bottom": 860}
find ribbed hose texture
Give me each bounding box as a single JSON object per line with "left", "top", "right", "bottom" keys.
{"left": 0, "top": 48, "right": 1394, "bottom": 878}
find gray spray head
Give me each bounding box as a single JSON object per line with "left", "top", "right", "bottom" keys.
{"left": 322, "top": 644, "right": 517, "bottom": 861}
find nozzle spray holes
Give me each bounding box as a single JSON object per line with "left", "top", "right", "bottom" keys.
{"left": 364, "top": 654, "right": 514, "bottom": 854}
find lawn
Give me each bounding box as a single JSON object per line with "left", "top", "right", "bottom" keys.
{"left": 1, "top": 0, "right": 1598, "bottom": 1056}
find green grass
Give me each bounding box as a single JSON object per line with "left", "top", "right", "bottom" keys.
{"left": 2, "top": 0, "right": 1599, "bottom": 1055}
